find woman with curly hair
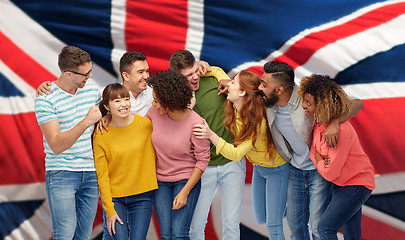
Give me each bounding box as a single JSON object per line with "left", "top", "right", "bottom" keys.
{"left": 193, "top": 70, "right": 289, "bottom": 239}
{"left": 298, "top": 74, "right": 375, "bottom": 240}
{"left": 145, "top": 70, "right": 210, "bottom": 240}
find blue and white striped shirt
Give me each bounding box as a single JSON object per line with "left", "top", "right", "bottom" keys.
{"left": 35, "top": 81, "right": 101, "bottom": 171}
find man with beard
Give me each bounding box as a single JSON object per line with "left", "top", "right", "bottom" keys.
{"left": 258, "top": 61, "right": 363, "bottom": 240}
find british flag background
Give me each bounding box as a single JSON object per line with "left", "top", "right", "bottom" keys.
{"left": 1, "top": 0, "right": 405, "bottom": 239}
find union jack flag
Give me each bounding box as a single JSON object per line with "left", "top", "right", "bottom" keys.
{"left": 1, "top": 0, "right": 404, "bottom": 239}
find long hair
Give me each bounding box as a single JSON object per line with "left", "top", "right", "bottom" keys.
{"left": 298, "top": 74, "right": 353, "bottom": 125}
{"left": 224, "top": 70, "right": 275, "bottom": 157}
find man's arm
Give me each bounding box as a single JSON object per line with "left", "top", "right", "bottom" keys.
{"left": 40, "top": 105, "right": 101, "bottom": 154}
{"left": 323, "top": 99, "right": 363, "bottom": 148}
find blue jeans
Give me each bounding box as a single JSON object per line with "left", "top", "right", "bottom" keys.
{"left": 318, "top": 184, "right": 372, "bottom": 240}
{"left": 46, "top": 170, "right": 99, "bottom": 240}
{"left": 286, "top": 165, "right": 331, "bottom": 240}
{"left": 104, "top": 191, "right": 154, "bottom": 240}
{"left": 190, "top": 158, "right": 246, "bottom": 240}
{"left": 154, "top": 179, "right": 201, "bottom": 240}
{"left": 252, "top": 163, "right": 289, "bottom": 240}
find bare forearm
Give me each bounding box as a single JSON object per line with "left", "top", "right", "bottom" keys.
{"left": 208, "top": 129, "right": 220, "bottom": 146}
{"left": 180, "top": 167, "right": 204, "bottom": 195}
{"left": 337, "top": 98, "right": 363, "bottom": 123}
{"left": 45, "top": 119, "right": 91, "bottom": 154}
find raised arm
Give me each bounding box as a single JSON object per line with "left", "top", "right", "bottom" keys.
{"left": 323, "top": 98, "right": 363, "bottom": 148}
{"left": 40, "top": 105, "right": 101, "bottom": 154}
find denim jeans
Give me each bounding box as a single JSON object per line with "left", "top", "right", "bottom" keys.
{"left": 286, "top": 165, "right": 331, "bottom": 240}
{"left": 318, "top": 184, "right": 372, "bottom": 240}
{"left": 103, "top": 191, "right": 154, "bottom": 240}
{"left": 252, "top": 163, "right": 289, "bottom": 240}
{"left": 190, "top": 158, "right": 246, "bottom": 240}
{"left": 46, "top": 170, "right": 99, "bottom": 240}
{"left": 154, "top": 179, "right": 201, "bottom": 240}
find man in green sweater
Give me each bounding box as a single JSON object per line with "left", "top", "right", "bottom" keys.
{"left": 169, "top": 50, "right": 246, "bottom": 240}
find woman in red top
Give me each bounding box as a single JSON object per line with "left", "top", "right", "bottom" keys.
{"left": 298, "top": 74, "right": 375, "bottom": 240}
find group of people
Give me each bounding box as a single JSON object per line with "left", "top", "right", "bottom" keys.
{"left": 35, "top": 46, "right": 375, "bottom": 240}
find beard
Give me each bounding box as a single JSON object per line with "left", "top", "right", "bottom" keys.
{"left": 261, "top": 89, "right": 278, "bottom": 108}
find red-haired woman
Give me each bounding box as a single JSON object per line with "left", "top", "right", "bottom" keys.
{"left": 193, "top": 70, "right": 289, "bottom": 239}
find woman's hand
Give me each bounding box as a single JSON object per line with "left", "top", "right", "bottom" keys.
{"left": 173, "top": 190, "right": 188, "bottom": 210}
{"left": 107, "top": 213, "right": 124, "bottom": 235}
{"left": 193, "top": 120, "right": 212, "bottom": 140}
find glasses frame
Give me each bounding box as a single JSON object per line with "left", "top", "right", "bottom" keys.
{"left": 65, "top": 63, "right": 93, "bottom": 79}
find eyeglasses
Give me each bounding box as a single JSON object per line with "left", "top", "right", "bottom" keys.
{"left": 65, "top": 64, "right": 93, "bottom": 79}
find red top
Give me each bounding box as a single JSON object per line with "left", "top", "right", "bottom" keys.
{"left": 310, "top": 121, "right": 375, "bottom": 190}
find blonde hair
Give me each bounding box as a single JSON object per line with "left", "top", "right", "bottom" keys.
{"left": 298, "top": 74, "right": 353, "bottom": 125}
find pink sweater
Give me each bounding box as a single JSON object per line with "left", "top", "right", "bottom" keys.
{"left": 310, "top": 121, "right": 375, "bottom": 190}
{"left": 146, "top": 107, "right": 210, "bottom": 182}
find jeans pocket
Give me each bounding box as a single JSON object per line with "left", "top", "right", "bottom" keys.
{"left": 47, "top": 170, "right": 65, "bottom": 177}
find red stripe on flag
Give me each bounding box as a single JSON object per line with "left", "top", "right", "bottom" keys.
{"left": 350, "top": 97, "right": 405, "bottom": 174}
{"left": 362, "top": 214, "right": 405, "bottom": 239}
{"left": 0, "top": 113, "right": 45, "bottom": 184}
{"left": 205, "top": 210, "right": 220, "bottom": 240}
{"left": 0, "top": 31, "right": 56, "bottom": 89}
{"left": 274, "top": 2, "right": 405, "bottom": 68}
{"left": 125, "top": 0, "right": 188, "bottom": 73}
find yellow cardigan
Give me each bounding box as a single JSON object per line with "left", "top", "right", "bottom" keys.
{"left": 216, "top": 118, "right": 286, "bottom": 167}
{"left": 93, "top": 114, "right": 158, "bottom": 217}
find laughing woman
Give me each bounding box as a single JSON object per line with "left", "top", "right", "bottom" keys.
{"left": 146, "top": 70, "right": 210, "bottom": 240}
{"left": 298, "top": 74, "right": 375, "bottom": 240}
{"left": 92, "top": 83, "right": 158, "bottom": 239}
{"left": 193, "top": 70, "right": 289, "bottom": 239}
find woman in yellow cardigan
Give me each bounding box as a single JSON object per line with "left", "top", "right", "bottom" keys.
{"left": 92, "top": 83, "right": 157, "bottom": 239}
{"left": 193, "top": 70, "right": 289, "bottom": 239}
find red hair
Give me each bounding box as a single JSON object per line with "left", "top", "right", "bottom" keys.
{"left": 224, "top": 70, "right": 274, "bottom": 157}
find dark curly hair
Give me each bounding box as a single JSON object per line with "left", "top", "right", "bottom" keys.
{"left": 298, "top": 74, "right": 353, "bottom": 125}
{"left": 147, "top": 70, "right": 192, "bottom": 111}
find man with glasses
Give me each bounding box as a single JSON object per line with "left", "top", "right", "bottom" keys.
{"left": 35, "top": 46, "right": 102, "bottom": 239}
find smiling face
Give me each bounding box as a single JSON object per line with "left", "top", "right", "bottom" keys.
{"left": 302, "top": 92, "right": 316, "bottom": 118}
{"left": 258, "top": 72, "right": 280, "bottom": 107}
{"left": 180, "top": 62, "right": 200, "bottom": 91}
{"left": 122, "top": 60, "right": 150, "bottom": 95}
{"left": 226, "top": 74, "right": 245, "bottom": 104}
{"left": 152, "top": 91, "right": 167, "bottom": 115}
{"left": 105, "top": 96, "right": 131, "bottom": 119}
{"left": 66, "top": 61, "right": 93, "bottom": 89}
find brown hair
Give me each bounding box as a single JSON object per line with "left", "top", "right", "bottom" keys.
{"left": 99, "top": 83, "right": 130, "bottom": 116}
{"left": 58, "top": 46, "right": 91, "bottom": 72}
{"left": 298, "top": 74, "right": 353, "bottom": 124}
{"left": 169, "top": 50, "right": 196, "bottom": 73}
{"left": 147, "top": 70, "right": 192, "bottom": 111}
{"left": 225, "top": 70, "right": 275, "bottom": 157}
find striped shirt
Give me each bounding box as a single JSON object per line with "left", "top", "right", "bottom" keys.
{"left": 35, "top": 81, "right": 101, "bottom": 171}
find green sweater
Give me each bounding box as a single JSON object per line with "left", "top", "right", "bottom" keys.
{"left": 194, "top": 76, "right": 234, "bottom": 166}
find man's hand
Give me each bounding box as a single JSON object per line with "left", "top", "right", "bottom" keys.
{"left": 217, "top": 79, "right": 231, "bottom": 95}
{"left": 188, "top": 97, "right": 196, "bottom": 110}
{"left": 173, "top": 190, "right": 188, "bottom": 210}
{"left": 84, "top": 106, "right": 102, "bottom": 127}
{"left": 323, "top": 119, "right": 339, "bottom": 148}
{"left": 197, "top": 60, "right": 211, "bottom": 75}
{"left": 36, "top": 81, "right": 52, "bottom": 97}
{"left": 107, "top": 214, "right": 124, "bottom": 235}
{"left": 95, "top": 114, "right": 111, "bottom": 134}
